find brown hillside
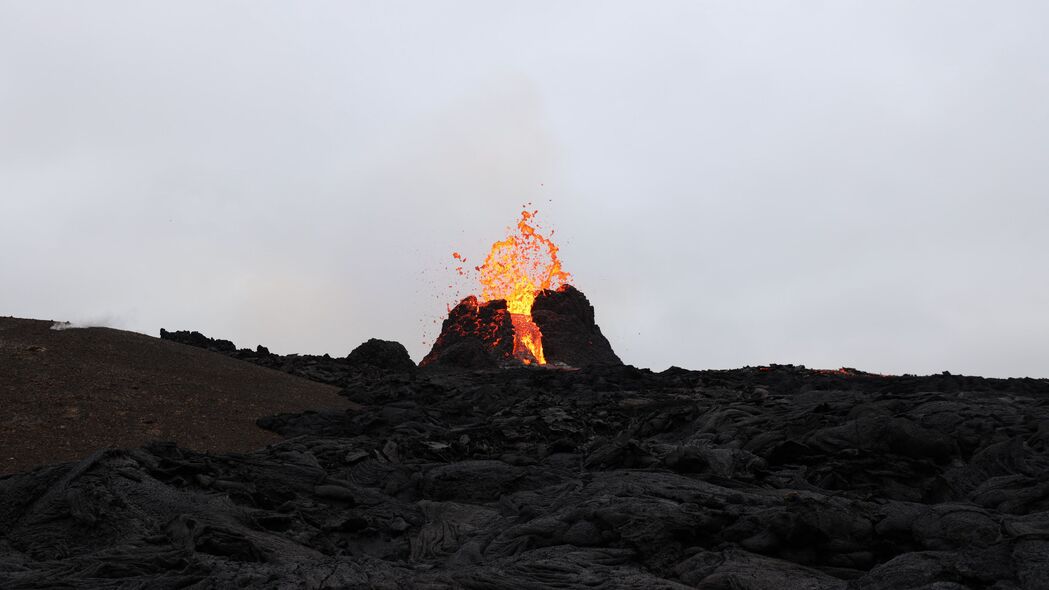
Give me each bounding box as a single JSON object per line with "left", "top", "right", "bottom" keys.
{"left": 0, "top": 317, "right": 350, "bottom": 474}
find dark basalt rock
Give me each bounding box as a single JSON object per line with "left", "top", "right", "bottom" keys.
{"left": 346, "top": 338, "right": 415, "bottom": 373}
{"left": 160, "top": 328, "right": 236, "bottom": 353}
{"left": 5, "top": 359, "right": 1049, "bottom": 588}
{"left": 160, "top": 329, "right": 416, "bottom": 386}
{"left": 419, "top": 296, "right": 514, "bottom": 369}
{"left": 532, "top": 284, "right": 622, "bottom": 367}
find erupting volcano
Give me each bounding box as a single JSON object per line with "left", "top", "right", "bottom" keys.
{"left": 422, "top": 208, "right": 620, "bottom": 369}
{"left": 476, "top": 209, "right": 571, "bottom": 364}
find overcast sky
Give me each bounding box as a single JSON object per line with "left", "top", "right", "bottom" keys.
{"left": 2, "top": 2, "right": 1047, "bottom": 377}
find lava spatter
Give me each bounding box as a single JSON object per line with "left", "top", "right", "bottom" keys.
{"left": 475, "top": 209, "right": 571, "bottom": 364}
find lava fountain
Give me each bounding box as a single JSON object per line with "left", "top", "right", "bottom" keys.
{"left": 422, "top": 208, "right": 619, "bottom": 369}
{"left": 461, "top": 209, "right": 571, "bottom": 364}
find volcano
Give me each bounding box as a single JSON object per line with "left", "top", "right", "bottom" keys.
{"left": 6, "top": 215, "right": 1049, "bottom": 589}
{"left": 423, "top": 208, "right": 620, "bottom": 369}
{"left": 421, "top": 284, "right": 621, "bottom": 369}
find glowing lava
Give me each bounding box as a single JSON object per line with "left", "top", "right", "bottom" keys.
{"left": 510, "top": 313, "right": 545, "bottom": 365}
{"left": 457, "top": 208, "right": 571, "bottom": 365}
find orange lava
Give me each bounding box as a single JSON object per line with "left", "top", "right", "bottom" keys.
{"left": 511, "top": 313, "right": 545, "bottom": 365}
{"left": 460, "top": 208, "right": 571, "bottom": 364}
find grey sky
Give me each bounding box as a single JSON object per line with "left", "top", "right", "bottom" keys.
{"left": 2, "top": 2, "right": 1047, "bottom": 377}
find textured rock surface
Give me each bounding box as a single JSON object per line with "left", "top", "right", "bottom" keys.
{"left": 419, "top": 296, "right": 515, "bottom": 369}
{"left": 159, "top": 328, "right": 237, "bottom": 353}
{"left": 3, "top": 362, "right": 1049, "bottom": 588}
{"left": 160, "top": 328, "right": 416, "bottom": 385}
{"left": 532, "top": 284, "right": 622, "bottom": 367}
{"left": 346, "top": 339, "right": 416, "bottom": 373}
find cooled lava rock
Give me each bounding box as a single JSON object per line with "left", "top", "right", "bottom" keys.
{"left": 160, "top": 328, "right": 236, "bottom": 353}
{"left": 159, "top": 330, "right": 416, "bottom": 385}
{"left": 421, "top": 285, "right": 621, "bottom": 369}
{"left": 5, "top": 360, "right": 1049, "bottom": 588}
{"left": 420, "top": 295, "right": 515, "bottom": 369}
{"left": 345, "top": 338, "right": 415, "bottom": 373}
{"left": 532, "top": 284, "right": 622, "bottom": 367}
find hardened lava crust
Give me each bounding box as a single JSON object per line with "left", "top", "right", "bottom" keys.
{"left": 2, "top": 318, "right": 1049, "bottom": 588}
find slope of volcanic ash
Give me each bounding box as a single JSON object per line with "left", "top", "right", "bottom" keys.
{"left": 4, "top": 361, "right": 1049, "bottom": 588}
{"left": 0, "top": 317, "right": 350, "bottom": 475}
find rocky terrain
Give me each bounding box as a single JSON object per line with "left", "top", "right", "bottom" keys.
{"left": 3, "top": 343, "right": 1049, "bottom": 588}
{"left": 4, "top": 287, "right": 1049, "bottom": 589}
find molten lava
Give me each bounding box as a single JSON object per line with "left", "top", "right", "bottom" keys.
{"left": 511, "top": 313, "right": 545, "bottom": 365}
{"left": 458, "top": 208, "right": 571, "bottom": 365}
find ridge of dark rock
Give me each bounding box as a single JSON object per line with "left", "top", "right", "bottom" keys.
{"left": 159, "top": 328, "right": 237, "bottom": 353}
{"left": 159, "top": 329, "right": 416, "bottom": 386}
